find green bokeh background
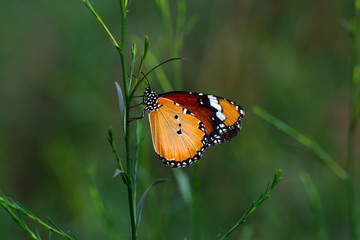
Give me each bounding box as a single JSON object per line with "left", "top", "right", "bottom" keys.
{"left": 0, "top": 0, "right": 358, "bottom": 239}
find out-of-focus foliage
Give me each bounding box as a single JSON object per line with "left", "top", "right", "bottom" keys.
{"left": 0, "top": 0, "right": 358, "bottom": 239}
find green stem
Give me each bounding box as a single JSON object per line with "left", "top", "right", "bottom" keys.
{"left": 0, "top": 196, "right": 74, "bottom": 239}
{"left": 252, "top": 106, "right": 348, "bottom": 181}
{"left": 192, "top": 163, "right": 201, "bottom": 240}
{"left": 120, "top": 0, "right": 128, "bottom": 95}
{"left": 118, "top": 1, "right": 136, "bottom": 239}
{"left": 348, "top": 0, "right": 360, "bottom": 238}
{"left": 220, "top": 170, "right": 282, "bottom": 239}
{"left": 81, "top": 0, "right": 120, "bottom": 50}
{"left": 347, "top": 131, "right": 357, "bottom": 240}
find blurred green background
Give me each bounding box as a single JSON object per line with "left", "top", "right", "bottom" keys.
{"left": 0, "top": 0, "right": 358, "bottom": 239}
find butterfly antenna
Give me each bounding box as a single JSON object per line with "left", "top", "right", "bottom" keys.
{"left": 140, "top": 72, "right": 151, "bottom": 88}
{"left": 138, "top": 57, "right": 183, "bottom": 87}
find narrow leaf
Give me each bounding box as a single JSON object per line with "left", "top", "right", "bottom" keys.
{"left": 220, "top": 169, "right": 282, "bottom": 239}
{"left": 33, "top": 223, "right": 42, "bottom": 240}
{"left": 115, "top": 82, "right": 126, "bottom": 135}
{"left": 136, "top": 178, "right": 169, "bottom": 230}
{"left": 49, "top": 230, "right": 53, "bottom": 240}
{"left": 252, "top": 105, "right": 348, "bottom": 182}
{"left": 112, "top": 169, "right": 131, "bottom": 186}
{"left": 128, "top": 44, "right": 137, "bottom": 89}
{"left": 87, "top": 165, "right": 119, "bottom": 240}
{"left": 133, "top": 36, "right": 150, "bottom": 88}
{"left": 300, "top": 172, "right": 329, "bottom": 240}
{"left": 173, "top": 169, "right": 192, "bottom": 205}
{"left": 46, "top": 217, "right": 61, "bottom": 231}
{"left": 112, "top": 168, "right": 123, "bottom": 178}
{"left": 81, "top": 0, "right": 120, "bottom": 48}
{"left": 107, "top": 126, "right": 125, "bottom": 172}
{"left": 132, "top": 121, "right": 143, "bottom": 188}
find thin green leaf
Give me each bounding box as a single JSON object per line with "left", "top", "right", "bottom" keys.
{"left": 300, "top": 172, "right": 329, "bottom": 240}
{"left": 112, "top": 168, "right": 122, "bottom": 178}
{"left": 113, "top": 169, "right": 131, "bottom": 186}
{"left": 68, "top": 232, "right": 79, "bottom": 240}
{"left": 191, "top": 162, "right": 201, "bottom": 240}
{"left": 135, "top": 178, "right": 169, "bottom": 230}
{"left": 173, "top": 169, "right": 192, "bottom": 205}
{"left": 128, "top": 44, "right": 137, "bottom": 90}
{"left": 1, "top": 194, "right": 76, "bottom": 239}
{"left": 49, "top": 230, "right": 53, "bottom": 240}
{"left": 107, "top": 126, "right": 125, "bottom": 173}
{"left": 46, "top": 217, "right": 62, "bottom": 232}
{"left": 15, "top": 209, "right": 37, "bottom": 239}
{"left": 81, "top": 0, "right": 120, "bottom": 51}
{"left": 87, "top": 165, "right": 119, "bottom": 240}
{"left": 0, "top": 199, "right": 21, "bottom": 225}
{"left": 133, "top": 36, "right": 149, "bottom": 89}
{"left": 220, "top": 169, "right": 282, "bottom": 239}
{"left": 34, "top": 223, "right": 42, "bottom": 240}
{"left": 252, "top": 105, "right": 348, "bottom": 182}
{"left": 115, "top": 82, "right": 126, "bottom": 135}
{"left": 175, "top": 0, "right": 186, "bottom": 52}
{"left": 132, "top": 121, "right": 143, "bottom": 188}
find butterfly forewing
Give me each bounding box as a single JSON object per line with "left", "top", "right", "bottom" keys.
{"left": 148, "top": 97, "right": 207, "bottom": 167}
{"left": 159, "top": 91, "right": 244, "bottom": 146}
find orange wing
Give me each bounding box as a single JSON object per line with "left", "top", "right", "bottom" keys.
{"left": 159, "top": 91, "right": 244, "bottom": 146}
{"left": 149, "top": 97, "right": 207, "bottom": 167}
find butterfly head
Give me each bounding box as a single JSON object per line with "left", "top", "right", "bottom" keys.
{"left": 143, "top": 88, "right": 159, "bottom": 113}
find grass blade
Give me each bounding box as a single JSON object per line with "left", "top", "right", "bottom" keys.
{"left": 300, "top": 172, "right": 329, "bottom": 240}
{"left": 115, "top": 82, "right": 126, "bottom": 135}
{"left": 134, "top": 36, "right": 149, "bottom": 88}
{"left": 220, "top": 169, "right": 282, "bottom": 239}
{"left": 81, "top": 0, "right": 120, "bottom": 50}
{"left": 128, "top": 44, "right": 137, "bottom": 90}
{"left": 0, "top": 194, "right": 76, "bottom": 239}
{"left": 252, "top": 105, "right": 348, "bottom": 182}
{"left": 87, "top": 165, "right": 118, "bottom": 240}
{"left": 135, "top": 178, "right": 169, "bottom": 230}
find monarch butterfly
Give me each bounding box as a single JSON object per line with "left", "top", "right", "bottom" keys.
{"left": 136, "top": 87, "right": 244, "bottom": 168}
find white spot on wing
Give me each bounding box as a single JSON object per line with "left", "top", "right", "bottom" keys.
{"left": 208, "top": 95, "right": 216, "bottom": 100}
{"left": 216, "top": 112, "right": 227, "bottom": 121}
{"left": 210, "top": 99, "right": 222, "bottom": 111}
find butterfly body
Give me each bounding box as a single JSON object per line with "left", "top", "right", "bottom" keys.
{"left": 143, "top": 88, "right": 244, "bottom": 167}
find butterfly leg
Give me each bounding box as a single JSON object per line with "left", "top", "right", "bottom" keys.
{"left": 129, "top": 110, "right": 145, "bottom": 122}
{"left": 130, "top": 102, "right": 143, "bottom": 108}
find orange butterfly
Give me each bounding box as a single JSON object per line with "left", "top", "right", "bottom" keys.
{"left": 139, "top": 88, "right": 244, "bottom": 167}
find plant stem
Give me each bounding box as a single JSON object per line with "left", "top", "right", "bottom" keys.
{"left": 81, "top": 0, "right": 120, "bottom": 50}
{"left": 220, "top": 170, "right": 282, "bottom": 239}
{"left": 118, "top": 1, "right": 136, "bottom": 239}
{"left": 192, "top": 163, "right": 201, "bottom": 240}
{"left": 119, "top": 0, "right": 128, "bottom": 96}
{"left": 348, "top": 0, "right": 360, "bottom": 238}
{"left": 0, "top": 196, "right": 75, "bottom": 239}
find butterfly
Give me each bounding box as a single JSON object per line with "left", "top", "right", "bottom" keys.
{"left": 137, "top": 88, "right": 244, "bottom": 168}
